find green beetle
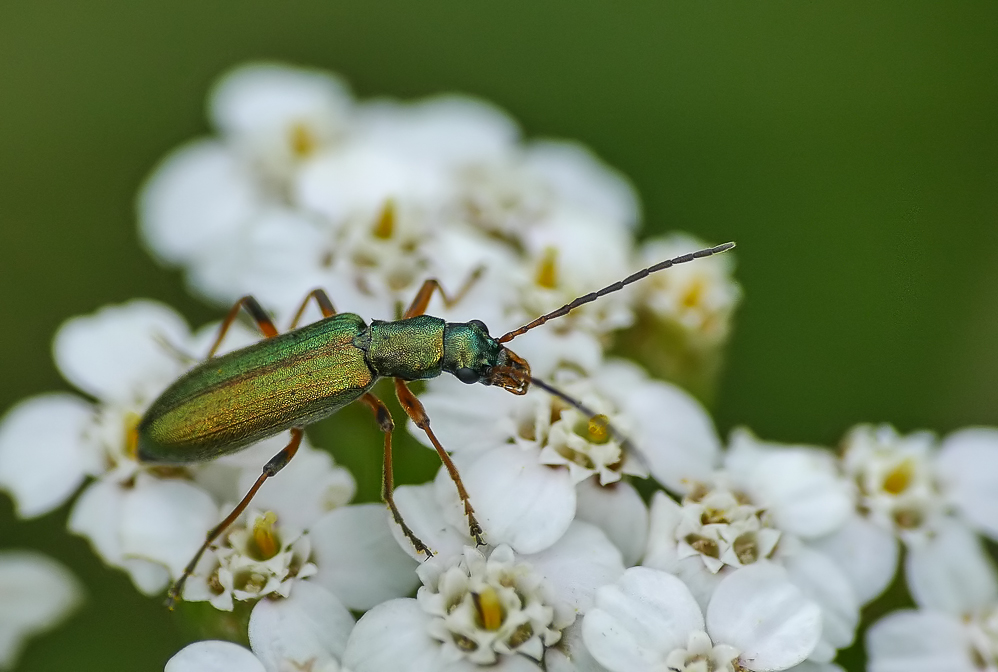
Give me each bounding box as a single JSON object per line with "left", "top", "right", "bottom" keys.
{"left": 136, "top": 243, "right": 734, "bottom": 607}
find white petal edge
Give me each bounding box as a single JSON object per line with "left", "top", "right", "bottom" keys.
{"left": 342, "top": 599, "right": 444, "bottom": 672}
{"left": 53, "top": 300, "right": 190, "bottom": 402}
{"left": 447, "top": 444, "right": 576, "bottom": 554}
{"left": 905, "top": 518, "right": 998, "bottom": 613}
{"left": 575, "top": 478, "right": 648, "bottom": 566}
{"left": 0, "top": 551, "right": 83, "bottom": 670}
{"left": 806, "top": 512, "right": 898, "bottom": 605}
{"left": 582, "top": 567, "right": 704, "bottom": 672}
{"left": 937, "top": 427, "right": 998, "bottom": 540}
{"left": 165, "top": 640, "right": 266, "bottom": 672}
{"left": 865, "top": 610, "right": 976, "bottom": 672}
{"left": 706, "top": 563, "right": 821, "bottom": 671}
{"left": 309, "top": 504, "right": 420, "bottom": 611}
{"left": 527, "top": 521, "right": 625, "bottom": 622}
{"left": 0, "top": 393, "right": 94, "bottom": 518}
{"left": 248, "top": 581, "right": 354, "bottom": 669}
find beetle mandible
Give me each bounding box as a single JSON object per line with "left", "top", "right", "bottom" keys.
{"left": 135, "top": 241, "right": 735, "bottom": 607}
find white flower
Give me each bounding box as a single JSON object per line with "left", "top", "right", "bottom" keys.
{"left": 0, "top": 551, "right": 83, "bottom": 671}
{"left": 0, "top": 300, "right": 221, "bottom": 594}
{"left": 343, "top": 524, "right": 623, "bottom": 672}
{"left": 411, "top": 359, "right": 717, "bottom": 555}
{"left": 634, "top": 232, "right": 741, "bottom": 346}
{"left": 182, "top": 510, "right": 317, "bottom": 611}
{"left": 827, "top": 423, "right": 998, "bottom": 608}
{"left": 210, "top": 62, "right": 353, "bottom": 184}
{"left": 353, "top": 95, "right": 519, "bottom": 172}
{"left": 643, "top": 433, "right": 860, "bottom": 662}
{"left": 167, "top": 581, "right": 354, "bottom": 672}
{"left": 582, "top": 564, "right": 821, "bottom": 672}
{"left": 449, "top": 139, "right": 638, "bottom": 240}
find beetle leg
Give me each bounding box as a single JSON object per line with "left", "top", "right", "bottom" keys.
{"left": 288, "top": 289, "right": 338, "bottom": 330}
{"left": 394, "top": 379, "right": 486, "bottom": 545}
{"left": 402, "top": 266, "right": 485, "bottom": 319}
{"left": 359, "top": 393, "right": 434, "bottom": 558}
{"left": 164, "top": 427, "right": 304, "bottom": 610}
{"left": 207, "top": 295, "right": 280, "bottom": 358}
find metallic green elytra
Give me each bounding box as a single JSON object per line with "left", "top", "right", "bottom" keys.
{"left": 137, "top": 313, "right": 528, "bottom": 465}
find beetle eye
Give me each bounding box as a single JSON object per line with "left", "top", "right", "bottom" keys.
{"left": 454, "top": 367, "right": 479, "bottom": 384}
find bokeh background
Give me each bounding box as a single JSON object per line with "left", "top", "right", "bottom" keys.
{"left": 1, "top": 2, "right": 996, "bottom": 670}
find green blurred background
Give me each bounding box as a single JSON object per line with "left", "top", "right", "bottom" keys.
{"left": 1, "top": 1, "right": 996, "bottom": 669}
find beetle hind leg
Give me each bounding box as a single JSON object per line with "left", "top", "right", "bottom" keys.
{"left": 360, "top": 393, "right": 434, "bottom": 558}
{"left": 164, "top": 428, "right": 304, "bottom": 609}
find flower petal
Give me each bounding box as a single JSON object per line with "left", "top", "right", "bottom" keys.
{"left": 0, "top": 393, "right": 95, "bottom": 518}
{"left": 236, "top": 444, "right": 356, "bottom": 531}
{"left": 68, "top": 479, "right": 126, "bottom": 565}
{"left": 0, "top": 551, "right": 83, "bottom": 670}
{"left": 905, "top": 518, "right": 998, "bottom": 613}
{"left": 937, "top": 427, "right": 998, "bottom": 540}
{"left": 806, "top": 512, "right": 898, "bottom": 605}
{"left": 389, "top": 483, "right": 468, "bottom": 561}
{"left": 165, "top": 640, "right": 266, "bottom": 672}
{"left": 575, "top": 478, "right": 648, "bottom": 566}
{"left": 620, "top": 378, "right": 720, "bottom": 493}
{"left": 53, "top": 300, "right": 190, "bottom": 402}
{"left": 447, "top": 445, "right": 576, "bottom": 554}
{"left": 583, "top": 567, "right": 704, "bottom": 672}
{"left": 249, "top": 581, "right": 354, "bottom": 668}
{"left": 706, "top": 563, "right": 821, "bottom": 671}
{"left": 310, "top": 504, "right": 420, "bottom": 611}
{"left": 119, "top": 475, "right": 218, "bottom": 578}
{"left": 782, "top": 548, "right": 859, "bottom": 657}
{"left": 742, "top": 449, "right": 852, "bottom": 539}
{"left": 866, "top": 610, "right": 976, "bottom": 672}
{"left": 527, "top": 521, "right": 625, "bottom": 621}
{"left": 342, "top": 599, "right": 445, "bottom": 672}
{"left": 139, "top": 140, "right": 260, "bottom": 264}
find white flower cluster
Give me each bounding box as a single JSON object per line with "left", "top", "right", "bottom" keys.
{"left": 0, "top": 61, "right": 994, "bottom": 672}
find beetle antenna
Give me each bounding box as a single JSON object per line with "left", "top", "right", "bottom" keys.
{"left": 529, "top": 376, "right": 648, "bottom": 472}
{"left": 497, "top": 241, "right": 735, "bottom": 344}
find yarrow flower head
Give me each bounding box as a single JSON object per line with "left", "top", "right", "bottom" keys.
{"left": 582, "top": 564, "right": 822, "bottom": 672}
{"left": 643, "top": 429, "right": 860, "bottom": 662}
{"left": 824, "top": 424, "right": 998, "bottom": 610}
{"left": 345, "top": 522, "right": 624, "bottom": 672}
{"left": 183, "top": 510, "right": 316, "bottom": 611}
{"left": 167, "top": 580, "right": 355, "bottom": 672}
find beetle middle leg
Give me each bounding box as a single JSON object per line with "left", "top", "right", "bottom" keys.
{"left": 359, "top": 393, "right": 433, "bottom": 557}
{"left": 165, "top": 427, "right": 304, "bottom": 609}
{"left": 394, "top": 378, "right": 485, "bottom": 545}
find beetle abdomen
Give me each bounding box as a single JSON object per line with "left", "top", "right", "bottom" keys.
{"left": 137, "top": 313, "right": 376, "bottom": 464}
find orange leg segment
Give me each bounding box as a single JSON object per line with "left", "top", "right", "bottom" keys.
{"left": 288, "top": 288, "right": 337, "bottom": 330}
{"left": 394, "top": 378, "right": 485, "bottom": 545}
{"left": 207, "top": 295, "right": 279, "bottom": 358}
{"left": 402, "top": 267, "right": 484, "bottom": 319}
{"left": 165, "top": 427, "right": 304, "bottom": 609}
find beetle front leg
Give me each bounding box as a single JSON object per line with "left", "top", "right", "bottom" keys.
{"left": 359, "top": 393, "right": 433, "bottom": 558}
{"left": 393, "top": 379, "right": 486, "bottom": 546}
{"left": 164, "top": 427, "right": 304, "bottom": 609}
